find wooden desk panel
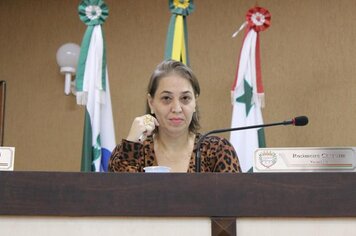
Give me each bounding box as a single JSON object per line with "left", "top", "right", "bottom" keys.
{"left": 0, "top": 172, "right": 355, "bottom": 217}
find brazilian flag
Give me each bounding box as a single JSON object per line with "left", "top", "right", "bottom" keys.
{"left": 164, "top": 0, "right": 195, "bottom": 66}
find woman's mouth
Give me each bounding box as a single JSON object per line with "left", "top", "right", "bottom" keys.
{"left": 169, "top": 118, "right": 184, "bottom": 125}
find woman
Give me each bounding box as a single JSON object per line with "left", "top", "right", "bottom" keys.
{"left": 109, "top": 60, "right": 241, "bottom": 173}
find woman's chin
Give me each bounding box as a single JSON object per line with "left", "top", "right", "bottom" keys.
{"left": 160, "top": 126, "right": 188, "bottom": 136}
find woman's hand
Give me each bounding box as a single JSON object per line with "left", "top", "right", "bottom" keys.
{"left": 126, "top": 114, "right": 159, "bottom": 143}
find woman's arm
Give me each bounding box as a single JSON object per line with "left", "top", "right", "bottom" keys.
{"left": 108, "top": 139, "right": 144, "bottom": 172}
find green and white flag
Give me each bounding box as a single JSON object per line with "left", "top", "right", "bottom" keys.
{"left": 230, "top": 7, "right": 271, "bottom": 172}
{"left": 76, "top": 0, "right": 116, "bottom": 172}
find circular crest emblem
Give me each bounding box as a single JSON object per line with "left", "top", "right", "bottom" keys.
{"left": 258, "top": 150, "right": 277, "bottom": 168}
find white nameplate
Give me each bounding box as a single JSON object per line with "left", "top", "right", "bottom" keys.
{"left": 254, "top": 147, "right": 356, "bottom": 172}
{"left": 0, "top": 147, "right": 15, "bottom": 171}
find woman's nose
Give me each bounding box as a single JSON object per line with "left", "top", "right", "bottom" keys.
{"left": 171, "top": 99, "right": 182, "bottom": 113}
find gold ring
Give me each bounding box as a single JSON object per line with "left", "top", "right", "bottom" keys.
{"left": 143, "top": 114, "right": 153, "bottom": 126}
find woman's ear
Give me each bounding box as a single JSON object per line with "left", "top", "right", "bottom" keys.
{"left": 147, "top": 94, "right": 154, "bottom": 112}
{"left": 194, "top": 95, "right": 199, "bottom": 112}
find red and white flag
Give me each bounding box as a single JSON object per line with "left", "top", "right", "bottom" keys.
{"left": 230, "top": 7, "right": 271, "bottom": 172}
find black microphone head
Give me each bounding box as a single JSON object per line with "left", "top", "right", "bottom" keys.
{"left": 292, "top": 116, "right": 308, "bottom": 126}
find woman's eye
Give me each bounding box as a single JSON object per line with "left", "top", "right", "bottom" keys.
{"left": 181, "top": 96, "right": 192, "bottom": 103}
{"left": 161, "top": 96, "right": 172, "bottom": 103}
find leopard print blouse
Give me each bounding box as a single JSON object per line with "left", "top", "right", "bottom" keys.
{"left": 108, "top": 134, "right": 241, "bottom": 173}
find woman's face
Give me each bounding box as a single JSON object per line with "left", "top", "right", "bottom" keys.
{"left": 148, "top": 74, "right": 196, "bottom": 136}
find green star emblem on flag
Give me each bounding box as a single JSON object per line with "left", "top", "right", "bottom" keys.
{"left": 236, "top": 79, "right": 254, "bottom": 116}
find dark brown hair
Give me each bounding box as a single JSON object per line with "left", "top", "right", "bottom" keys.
{"left": 146, "top": 60, "right": 200, "bottom": 133}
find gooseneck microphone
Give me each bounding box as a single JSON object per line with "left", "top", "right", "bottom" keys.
{"left": 195, "top": 116, "right": 309, "bottom": 172}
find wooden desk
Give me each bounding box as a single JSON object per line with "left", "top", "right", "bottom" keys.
{"left": 1, "top": 172, "right": 356, "bottom": 235}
